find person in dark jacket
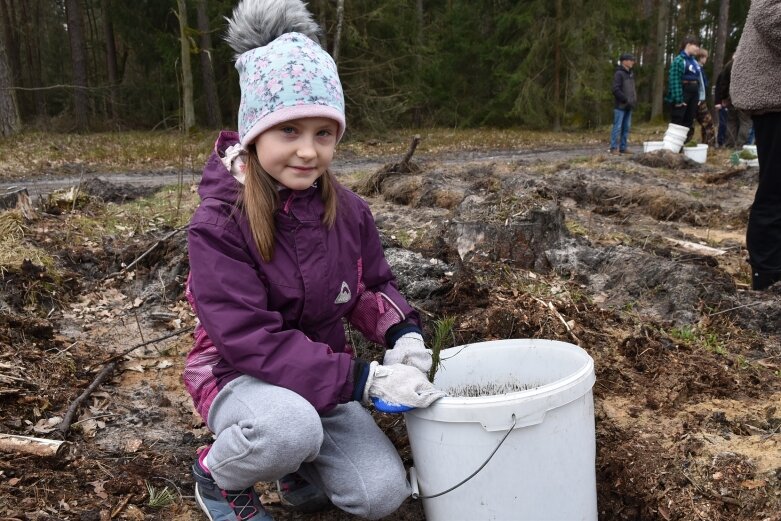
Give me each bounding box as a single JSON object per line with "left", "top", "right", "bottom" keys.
{"left": 715, "top": 58, "right": 753, "bottom": 148}
{"left": 610, "top": 53, "right": 637, "bottom": 154}
{"left": 184, "top": 1, "right": 445, "bottom": 520}
{"left": 665, "top": 35, "right": 701, "bottom": 130}
{"left": 731, "top": 0, "right": 781, "bottom": 290}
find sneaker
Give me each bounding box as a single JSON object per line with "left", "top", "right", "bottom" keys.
{"left": 192, "top": 458, "right": 273, "bottom": 521}
{"left": 276, "top": 472, "right": 330, "bottom": 513}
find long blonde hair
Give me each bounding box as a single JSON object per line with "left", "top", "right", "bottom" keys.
{"left": 242, "top": 147, "right": 338, "bottom": 261}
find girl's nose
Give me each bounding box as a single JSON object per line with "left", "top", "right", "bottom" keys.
{"left": 296, "top": 139, "right": 317, "bottom": 160}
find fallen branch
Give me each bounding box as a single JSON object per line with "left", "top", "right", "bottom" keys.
{"left": 110, "top": 494, "right": 133, "bottom": 519}
{"left": 56, "top": 326, "right": 194, "bottom": 437}
{"left": 105, "top": 225, "right": 188, "bottom": 279}
{"left": 0, "top": 433, "right": 70, "bottom": 458}
{"left": 531, "top": 296, "right": 581, "bottom": 346}
{"left": 97, "top": 326, "right": 194, "bottom": 366}
{"left": 357, "top": 135, "right": 422, "bottom": 195}
{"left": 399, "top": 134, "right": 421, "bottom": 173}
{"left": 56, "top": 362, "right": 118, "bottom": 438}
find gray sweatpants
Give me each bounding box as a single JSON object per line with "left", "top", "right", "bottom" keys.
{"left": 206, "top": 375, "right": 411, "bottom": 520}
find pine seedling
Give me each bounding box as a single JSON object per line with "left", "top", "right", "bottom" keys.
{"left": 428, "top": 316, "right": 456, "bottom": 382}
{"left": 146, "top": 481, "right": 176, "bottom": 508}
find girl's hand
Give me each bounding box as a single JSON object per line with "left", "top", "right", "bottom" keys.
{"left": 364, "top": 362, "right": 445, "bottom": 410}
{"left": 383, "top": 332, "right": 432, "bottom": 373}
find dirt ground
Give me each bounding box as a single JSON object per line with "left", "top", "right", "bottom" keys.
{"left": 1, "top": 145, "right": 779, "bottom": 521}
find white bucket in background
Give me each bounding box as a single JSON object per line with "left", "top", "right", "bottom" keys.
{"left": 643, "top": 141, "right": 665, "bottom": 152}
{"left": 740, "top": 145, "right": 759, "bottom": 167}
{"left": 405, "top": 339, "right": 597, "bottom": 521}
{"left": 683, "top": 144, "right": 708, "bottom": 163}
{"left": 662, "top": 122, "right": 689, "bottom": 152}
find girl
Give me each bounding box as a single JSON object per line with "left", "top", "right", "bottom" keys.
{"left": 183, "top": 1, "right": 444, "bottom": 520}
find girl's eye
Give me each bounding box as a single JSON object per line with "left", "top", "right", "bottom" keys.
{"left": 317, "top": 129, "right": 333, "bottom": 137}
{"left": 280, "top": 126, "right": 296, "bottom": 134}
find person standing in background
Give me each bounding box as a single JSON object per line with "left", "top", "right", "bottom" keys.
{"left": 609, "top": 53, "right": 637, "bottom": 155}
{"left": 715, "top": 57, "right": 753, "bottom": 148}
{"left": 687, "top": 48, "right": 715, "bottom": 146}
{"left": 731, "top": 0, "right": 781, "bottom": 290}
{"left": 666, "top": 36, "right": 701, "bottom": 130}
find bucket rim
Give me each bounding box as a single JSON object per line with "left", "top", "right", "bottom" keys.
{"left": 666, "top": 123, "right": 690, "bottom": 131}
{"left": 406, "top": 339, "right": 596, "bottom": 430}
{"left": 431, "top": 339, "right": 592, "bottom": 404}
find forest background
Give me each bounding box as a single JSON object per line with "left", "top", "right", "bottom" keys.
{"left": 0, "top": 0, "right": 751, "bottom": 138}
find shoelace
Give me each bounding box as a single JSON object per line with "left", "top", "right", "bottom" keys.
{"left": 221, "top": 489, "right": 259, "bottom": 520}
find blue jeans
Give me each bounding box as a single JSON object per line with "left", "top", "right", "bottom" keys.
{"left": 610, "top": 108, "right": 632, "bottom": 152}
{"left": 717, "top": 107, "right": 728, "bottom": 146}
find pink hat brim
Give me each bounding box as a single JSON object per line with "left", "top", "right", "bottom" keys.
{"left": 241, "top": 105, "right": 346, "bottom": 148}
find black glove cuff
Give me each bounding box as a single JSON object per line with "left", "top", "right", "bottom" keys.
{"left": 384, "top": 322, "right": 422, "bottom": 349}
{"left": 351, "top": 359, "right": 370, "bottom": 402}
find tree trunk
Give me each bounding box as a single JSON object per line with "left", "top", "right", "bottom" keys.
{"left": 711, "top": 0, "right": 730, "bottom": 99}
{"left": 0, "top": 36, "right": 20, "bottom": 136}
{"left": 640, "top": 0, "right": 656, "bottom": 108}
{"left": 177, "top": 0, "right": 196, "bottom": 132}
{"left": 195, "top": 0, "right": 222, "bottom": 128}
{"left": 316, "top": 0, "right": 327, "bottom": 49}
{"left": 412, "top": 0, "right": 424, "bottom": 127}
{"left": 0, "top": 0, "right": 21, "bottom": 89}
{"left": 101, "top": 0, "right": 119, "bottom": 124}
{"left": 552, "top": 0, "right": 562, "bottom": 131}
{"left": 64, "top": 0, "right": 89, "bottom": 131}
{"left": 650, "top": 0, "right": 670, "bottom": 120}
{"left": 332, "top": 0, "right": 344, "bottom": 64}
{"left": 24, "top": 0, "right": 46, "bottom": 120}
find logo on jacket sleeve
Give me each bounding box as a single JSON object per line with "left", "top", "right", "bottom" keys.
{"left": 334, "top": 281, "right": 351, "bottom": 304}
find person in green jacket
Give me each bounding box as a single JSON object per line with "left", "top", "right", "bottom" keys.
{"left": 665, "top": 35, "right": 701, "bottom": 130}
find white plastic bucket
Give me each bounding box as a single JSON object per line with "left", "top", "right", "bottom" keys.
{"left": 643, "top": 141, "right": 665, "bottom": 152}
{"left": 740, "top": 145, "right": 759, "bottom": 167}
{"left": 405, "top": 339, "right": 597, "bottom": 521}
{"left": 683, "top": 144, "right": 708, "bottom": 163}
{"left": 662, "top": 122, "right": 689, "bottom": 152}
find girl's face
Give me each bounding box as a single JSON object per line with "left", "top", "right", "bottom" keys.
{"left": 253, "top": 117, "right": 339, "bottom": 191}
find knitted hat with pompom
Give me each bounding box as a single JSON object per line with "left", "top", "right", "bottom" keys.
{"left": 226, "top": 0, "right": 346, "bottom": 148}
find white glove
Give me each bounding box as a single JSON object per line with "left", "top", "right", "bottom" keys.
{"left": 364, "top": 362, "right": 445, "bottom": 409}
{"left": 383, "top": 332, "right": 432, "bottom": 374}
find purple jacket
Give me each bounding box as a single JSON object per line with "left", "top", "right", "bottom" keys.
{"left": 184, "top": 131, "right": 419, "bottom": 422}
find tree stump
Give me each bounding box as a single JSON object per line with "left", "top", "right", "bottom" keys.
{"left": 0, "top": 188, "right": 37, "bottom": 220}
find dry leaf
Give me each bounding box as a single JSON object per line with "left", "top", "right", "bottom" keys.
{"left": 156, "top": 360, "right": 174, "bottom": 370}
{"left": 121, "top": 438, "right": 143, "bottom": 453}
{"left": 79, "top": 419, "right": 98, "bottom": 437}
{"left": 33, "top": 416, "right": 62, "bottom": 434}
{"left": 88, "top": 480, "right": 108, "bottom": 499}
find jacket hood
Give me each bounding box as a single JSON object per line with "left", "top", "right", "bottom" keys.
{"left": 198, "top": 131, "right": 244, "bottom": 204}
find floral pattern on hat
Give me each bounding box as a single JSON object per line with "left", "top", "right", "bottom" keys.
{"left": 236, "top": 32, "right": 346, "bottom": 147}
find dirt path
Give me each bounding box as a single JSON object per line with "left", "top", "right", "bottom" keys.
{"left": 0, "top": 144, "right": 628, "bottom": 201}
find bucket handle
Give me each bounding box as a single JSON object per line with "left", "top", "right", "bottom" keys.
{"left": 410, "top": 414, "right": 517, "bottom": 500}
